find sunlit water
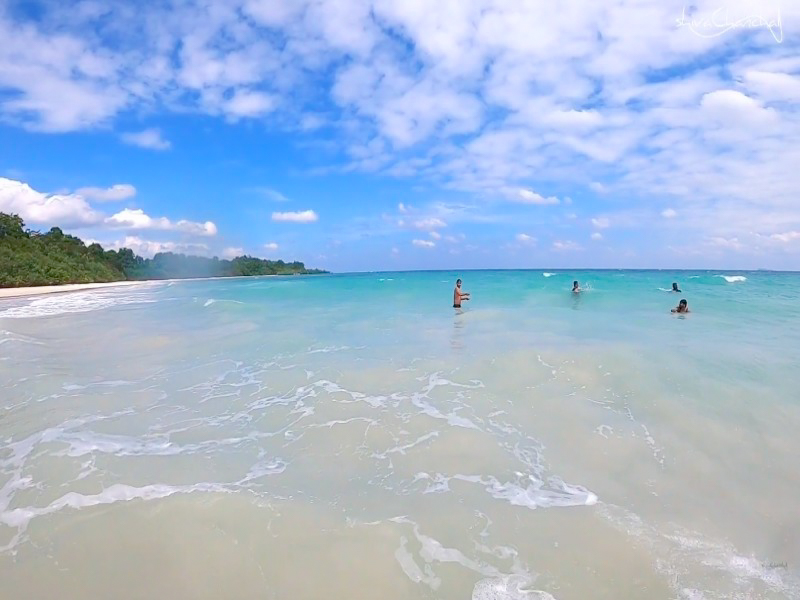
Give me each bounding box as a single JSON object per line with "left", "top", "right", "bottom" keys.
{"left": 1, "top": 271, "right": 799, "bottom": 599}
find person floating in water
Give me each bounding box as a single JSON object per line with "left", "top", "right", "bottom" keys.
{"left": 453, "top": 278, "right": 470, "bottom": 308}
{"left": 672, "top": 282, "right": 681, "bottom": 292}
{"left": 572, "top": 280, "right": 581, "bottom": 293}
{"left": 671, "top": 299, "right": 690, "bottom": 313}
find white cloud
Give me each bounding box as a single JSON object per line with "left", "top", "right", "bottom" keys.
{"left": 771, "top": 231, "right": 800, "bottom": 244}
{"left": 744, "top": 70, "right": 800, "bottom": 103}
{"left": 661, "top": 208, "right": 677, "bottom": 218}
{"left": 104, "top": 236, "right": 209, "bottom": 258}
{"left": 413, "top": 217, "right": 447, "bottom": 230}
{"left": 590, "top": 182, "right": 608, "bottom": 194}
{"left": 591, "top": 217, "right": 610, "bottom": 229}
{"left": 707, "top": 236, "right": 743, "bottom": 250}
{"left": 225, "top": 90, "right": 276, "bottom": 118}
{"left": 106, "top": 208, "right": 218, "bottom": 236}
{"left": 429, "top": 231, "right": 441, "bottom": 239}
{"left": 552, "top": 240, "right": 582, "bottom": 251}
{"left": 398, "top": 202, "right": 408, "bottom": 213}
{"left": 700, "top": 90, "right": 777, "bottom": 125}
{"left": 391, "top": 247, "right": 399, "bottom": 255}
{"left": 272, "top": 210, "right": 319, "bottom": 223}
{"left": 120, "top": 128, "right": 171, "bottom": 151}
{"left": 591, "top": 232, "right": 603, "bottom": 241}
{"left": 515, "top": 233, "right": 536, "bottom": 245}
{"left": 256, "top": 188, "right": 289, "bottom": 202}
{"left": 412, "top": 239, "right": 435, "bottom": 248}
{"left": 76, "top": 184, "right": 136, "bottom": 202}
{"left": 0, "top": 177, "right": 100, "bottom": 226}
{"left": 222, "top": 246, "right": 244, "bottom": 258}
{"left": 516, "top": 188, "right": 560, "bottom": 205}
{"left": 2, "top": 1, "right": 800, "bottom": 266}
{"left": 264, "top": 242, "right": 279, "bottom": 251}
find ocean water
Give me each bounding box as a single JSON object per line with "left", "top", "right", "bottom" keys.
{"left": 1, "top": 270, "right": 799, "bottom": 600}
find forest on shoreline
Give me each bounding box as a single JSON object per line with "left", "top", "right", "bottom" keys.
{"left": 0, "top": 213, "right": 325, "bottom": 288}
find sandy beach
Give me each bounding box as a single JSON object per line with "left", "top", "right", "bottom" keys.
{"left": 0, "top": 280, "right": 151, "bottom": 300}
{"left": 0, "top": 275, "right": 289, "bottom": 300}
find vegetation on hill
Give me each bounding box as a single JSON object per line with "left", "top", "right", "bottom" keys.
{"left": 0, "top": 212, "right": 325, "bottom": 288}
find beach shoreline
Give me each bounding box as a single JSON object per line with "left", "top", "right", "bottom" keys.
{"left": 0, "top": 274, "right": 298, "bottom": 300}
{"left": 0, "top": 280, "right": 153, "bottom": 299}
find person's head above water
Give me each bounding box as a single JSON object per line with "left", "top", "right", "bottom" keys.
{"left": 572, "top": 280, "right": 579, "bottom": 289}
{"left": 671, "top": 298, "right": 689, "bottom": 313}
{"left": 672, "top": 282, "right": 680, "bottom": 292}
{"left": 456, "top": 279, "right": 462, "bottom": 287}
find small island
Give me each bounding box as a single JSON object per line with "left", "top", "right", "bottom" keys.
{"left": 0, "top": 212, "right": 326, "bottom": 288}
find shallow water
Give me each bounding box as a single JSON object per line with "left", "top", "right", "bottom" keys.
{"left": 1, "top": 271, "right": 799, "bottom": 599}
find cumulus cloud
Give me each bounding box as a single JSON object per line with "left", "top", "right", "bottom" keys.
{"left": 264, "top": 242, "right": 279, "bottom": 251}
{"left": 516, "top": 233, "right": 536, "bottom": 245}
{"left": 272, "top": 210, "right": 319, "bottom": 223}
{"left": 552, "top": 240, "right": 582, "bottom": 251}
{"left": 222, "top": 246, "right": 244, "bottom": 258}
{"left": 771, "top": 231, "right": 800, "bottom": 243}
{"left": 0, "top": 177, "right": 100, "bottom": 226}
{"left": 106, "top": 208, "right": 218, "bottom": 236}
{"left": 413, "top": 217, "right": 446, "bottom": 230}
{"left": 412, "top": 239, "right": 435, "bottom": 248}
{"left": 2, "top": 1, "right": 800, "bottom": 265}
{"left": 429, "top": 231, "right": 441, "bottom": 240}
{"left": 661, "top": 208, "right": 677, "bottom": 218}
{"left": 225, "top": 90, "right": 276, "bottom": 118}
{"left": 103, "top": 236, "right": 210, "bottom": 258}
{"left": 591, "top": 232, "right": 603, "bottom": 241}
{"left": 120, "top": 128, "right": 171, "bottom": 151}
{"left": 591, "top": 217, "right": 610, "bottom": 229}
{"left": 516, "top": 189, "right": 560, "bottom": 205}
{"left": 700, "top": 90, "right": 778, "bottom": 125}
{"left": 76, "top": 184, "right": 136, "bottom": 202}
{"left": 707, "top": 236, "right": 743, "bottom": 250}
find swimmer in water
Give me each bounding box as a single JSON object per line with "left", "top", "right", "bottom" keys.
{"left": 572, "top": 280, "right": 581, "bottom": 293}
{"left": 671, "top": 299, "right": 690, "bottom": 313}
{"left": 453, "top": 278, "right": 470, "bottom": 308}
{"left": 672, "top": 282, "right": 681, "bottom": 292}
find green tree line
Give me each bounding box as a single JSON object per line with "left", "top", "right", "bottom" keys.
{"left": 0, "top": 212, "right": 325, "bottom": 288}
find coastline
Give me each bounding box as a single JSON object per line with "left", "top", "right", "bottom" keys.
{"left": 0, "top": 280, "right": 154, "bottom": 300}
{"left": 0, "top": 273, "right": 308, "bottom": 300}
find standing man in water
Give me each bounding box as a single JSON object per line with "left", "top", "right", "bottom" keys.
{"left": 453, "top": 278, "right": 470, "bottom": 308}
{"left": 572, "top": 280, "right": 581, "bottom": 293}
{"left": 672, "top": 282, "right": 681, "bottom": 292}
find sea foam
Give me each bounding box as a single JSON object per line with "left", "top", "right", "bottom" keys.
{"left": 716, "top": 275, "right": 747, "bottom": 283}
{"left": 473, "top": 576, "right": 556, "bottom": 600}
{"left": 0, "top": 290, "right": 156, "bottom": 319}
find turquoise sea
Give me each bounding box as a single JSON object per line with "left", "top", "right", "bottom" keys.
{"left": 1, "top": 270, "right": 799, "bottom": 599}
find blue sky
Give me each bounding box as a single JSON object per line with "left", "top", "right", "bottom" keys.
{"left": 1, "top": 0, "right": 798, "bottom": 271}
